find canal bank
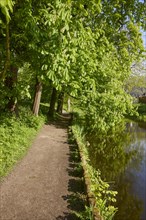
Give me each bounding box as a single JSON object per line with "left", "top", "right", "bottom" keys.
{"left": 86, "top": 121, "right": 146, "bottom": 220}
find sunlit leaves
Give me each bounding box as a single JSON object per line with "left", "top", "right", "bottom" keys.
{"left": 0, "top": 0, "right": 145, "bottom": 127}
{"left": 0, "top": 0, "right": 13, "bottom": 23}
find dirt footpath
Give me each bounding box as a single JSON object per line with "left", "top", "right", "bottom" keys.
{"left": 0, "top": 115, "right": 85, "bottom": 220}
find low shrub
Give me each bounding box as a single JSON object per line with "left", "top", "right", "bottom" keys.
{"left": 0, "top": 107, "right": 46, "bottom": 178}
{"left": 72, "top": 123, "right": 117, "bottom": 220}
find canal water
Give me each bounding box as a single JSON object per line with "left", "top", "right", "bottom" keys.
{"left": 87, "top": 121, "right": 146, "bottom": 220}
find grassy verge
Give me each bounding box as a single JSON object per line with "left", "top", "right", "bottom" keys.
{"left": 0, "top": 107, "right": 46, "bottom": 178}
{"left": 71, "top": 122, "right": 117, "bottom": 220}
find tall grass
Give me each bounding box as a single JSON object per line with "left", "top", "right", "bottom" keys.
{"left": 0, "top": 107, "right": 46, "bottom": 178}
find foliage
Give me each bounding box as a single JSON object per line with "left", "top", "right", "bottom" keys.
{"left": 0, "top": 0, "right": 145, "bottom": 181}
{"left": 131, "top": 103, "right": 146, "bottom": 122}
{"left": 72, "top": 124, "right": 118, "bottom": 220}
{"left": 78, "top": 44, "right": 135, "bottom": 134}
{"left": 0, "top": 2, "right": 145, "bottom": 219}
{"left": 0, "top": 107, "right": 46, "bottom": 178}
{"left": 0, "top": 0, "right": 13, "bottom": 23}
{"left": 137, "top": 103, "right": 146, "bottom": 114}
{"left": 124, "top": 60, "right": 146, "bottom": 95}
{"left": 17, "top": 63, "right": 36, "bottom": 100}
{"left": 0, "top": 0, "right": 145, "bottom": 125}
{"left": 74, "top": 205, "right": 94, "bottom": 220}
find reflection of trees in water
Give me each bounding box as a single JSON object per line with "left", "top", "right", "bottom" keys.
{"left": 126, "top": 121, "right": 146, "bottom": 138}
{"left": 86, "top": 126, "right": 133, "bottom": 181}
{"left": 114, "top": 174, "right": 143, "bottom": 220}
{"left": 87, "top": 122, "right": 145, "bottom": 180}
{"left": 127, "top": 141, "right": 145, "bottom": 171}
{"left": 138, "top": 122, "right": 146, "bottom": 131}
{"left": 86, "top": 121, "right": 146, "bottom": 220}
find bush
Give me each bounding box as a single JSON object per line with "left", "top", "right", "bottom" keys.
{"left": 0, "top": 108, "right": 46, "bottom": 178}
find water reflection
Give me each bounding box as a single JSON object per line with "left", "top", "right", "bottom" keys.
{"left": 87, "top": 121, "right": 146, "bottom": 220}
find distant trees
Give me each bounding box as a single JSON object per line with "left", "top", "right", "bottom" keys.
{"left": 125, "top": 60, "right": 146, "bottom": 97}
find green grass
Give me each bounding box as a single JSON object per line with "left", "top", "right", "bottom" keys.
{"left": 0, "top": 107, "right": 46, "bottom": 178}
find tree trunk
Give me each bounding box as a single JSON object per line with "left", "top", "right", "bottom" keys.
{"left": 48, "top": 87, "right": 57, "bottom": 117}
{"left": 2, "top": 22, "right": 19, "bottom": 116}
{"left": 57, "top": 92, "right": 64, "bottom": 114}
{"left": 67, "top": 98, "right": 71, "bottom": 112}
{"left": 32, "top": 78, "right": 42, "bottom": 116}
{"left": 1, "top": 23, "right": 10, "bottom": 80}
{"left": 5, "top": 66, "right": 19, "bottom": 116}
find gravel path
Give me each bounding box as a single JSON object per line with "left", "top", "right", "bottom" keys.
{"left": 0, "top": 115, "right": 84, "bottom": 220}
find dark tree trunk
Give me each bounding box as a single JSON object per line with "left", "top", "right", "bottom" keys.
{"left": 57, "top": 91, "right": 64, "bottom": 114}
{"left": 48, "top": 87, "right": 57, "bottom": 117}
{"left": 2, "top": 23, "right": 19, "bottom": 116}
{"left": 5, "top": 66, "right": 19, "bottom": 116}
{"left": 32, "top": 78, "right": 42, "bottom": 116}
{"left": 1, "top": 23, "right": 10, "bottom": 80}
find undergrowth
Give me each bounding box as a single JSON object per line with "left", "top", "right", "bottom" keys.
{"left": 72, "top": 123, "right": 117, "bottom": 220}
{"left": 137, "top": 103, "right": 146, "bottom": 122}
{"left": 128, "top": 103, "right": 146, "bottom": 122}
{"left": 0, "top": 107, "right": 46, "bottom": 178}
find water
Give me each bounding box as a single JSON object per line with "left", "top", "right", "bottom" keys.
{"left": 87, "top": 121, "right": 146, "bottom": 220}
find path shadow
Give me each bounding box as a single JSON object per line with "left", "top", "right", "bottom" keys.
{"left": 48, "top": 114, "right": 87, "bottom": 220}
{"left": 47, "top": 113, "right": 72, "bottom": 129}
{"left": 56, "top": 132, "right": 87, "bottom": 220}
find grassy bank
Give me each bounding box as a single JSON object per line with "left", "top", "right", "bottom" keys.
{"left": 71, "top": 121, "right": 117, "bottom": 220}
{"left": 0, "top": 107, "right": 46, "bottom": 178}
